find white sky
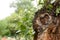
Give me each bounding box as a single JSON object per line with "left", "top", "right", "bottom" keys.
{"left": 32, "top": 0, "right": 38, "bottom": 7}
{"left": 0, "top": 0, "right": 16, "bottom": 20}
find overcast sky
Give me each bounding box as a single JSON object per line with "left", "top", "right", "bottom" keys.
{"left": 0, "top": 0, "right": 16, "bottom": 20}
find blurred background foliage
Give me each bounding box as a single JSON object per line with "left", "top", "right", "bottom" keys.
{"left": 0, "top": 0, "right": 37, "bottom": 40}
{"left": 0, "top": 0, "right": 60, "bottom": 40}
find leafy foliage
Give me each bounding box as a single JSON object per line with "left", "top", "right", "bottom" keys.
{"left": 0, "top": 0, "right": 36, "bottom": 40}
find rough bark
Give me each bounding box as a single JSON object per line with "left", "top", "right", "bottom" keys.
{"left": 33, "top": 0, "right": 60, "bottom": 40}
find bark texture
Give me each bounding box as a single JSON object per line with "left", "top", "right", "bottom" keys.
{"left": 33, "top": 0, "right": 60, "bottom": 40}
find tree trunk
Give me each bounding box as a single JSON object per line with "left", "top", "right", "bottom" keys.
{"left": 33, "top": 0, "right": 60, "bottom": 40}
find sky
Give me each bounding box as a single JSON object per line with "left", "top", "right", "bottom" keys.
{"left": 0, "top": 0, "right": 16, "bottom": 20}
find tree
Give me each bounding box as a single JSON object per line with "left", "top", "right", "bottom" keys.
{"left": 0, "top": 0, "right": 37, "bottom": 40}
{"left": 10, "top": 0, "right": 38, "bottom": 40}
{"left": 33, "top": 0, "right": 60, "bottom": 40}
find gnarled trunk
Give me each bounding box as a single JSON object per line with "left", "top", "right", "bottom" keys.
{"left": 33, "top": 0, "right": 60, "bottom": 40}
